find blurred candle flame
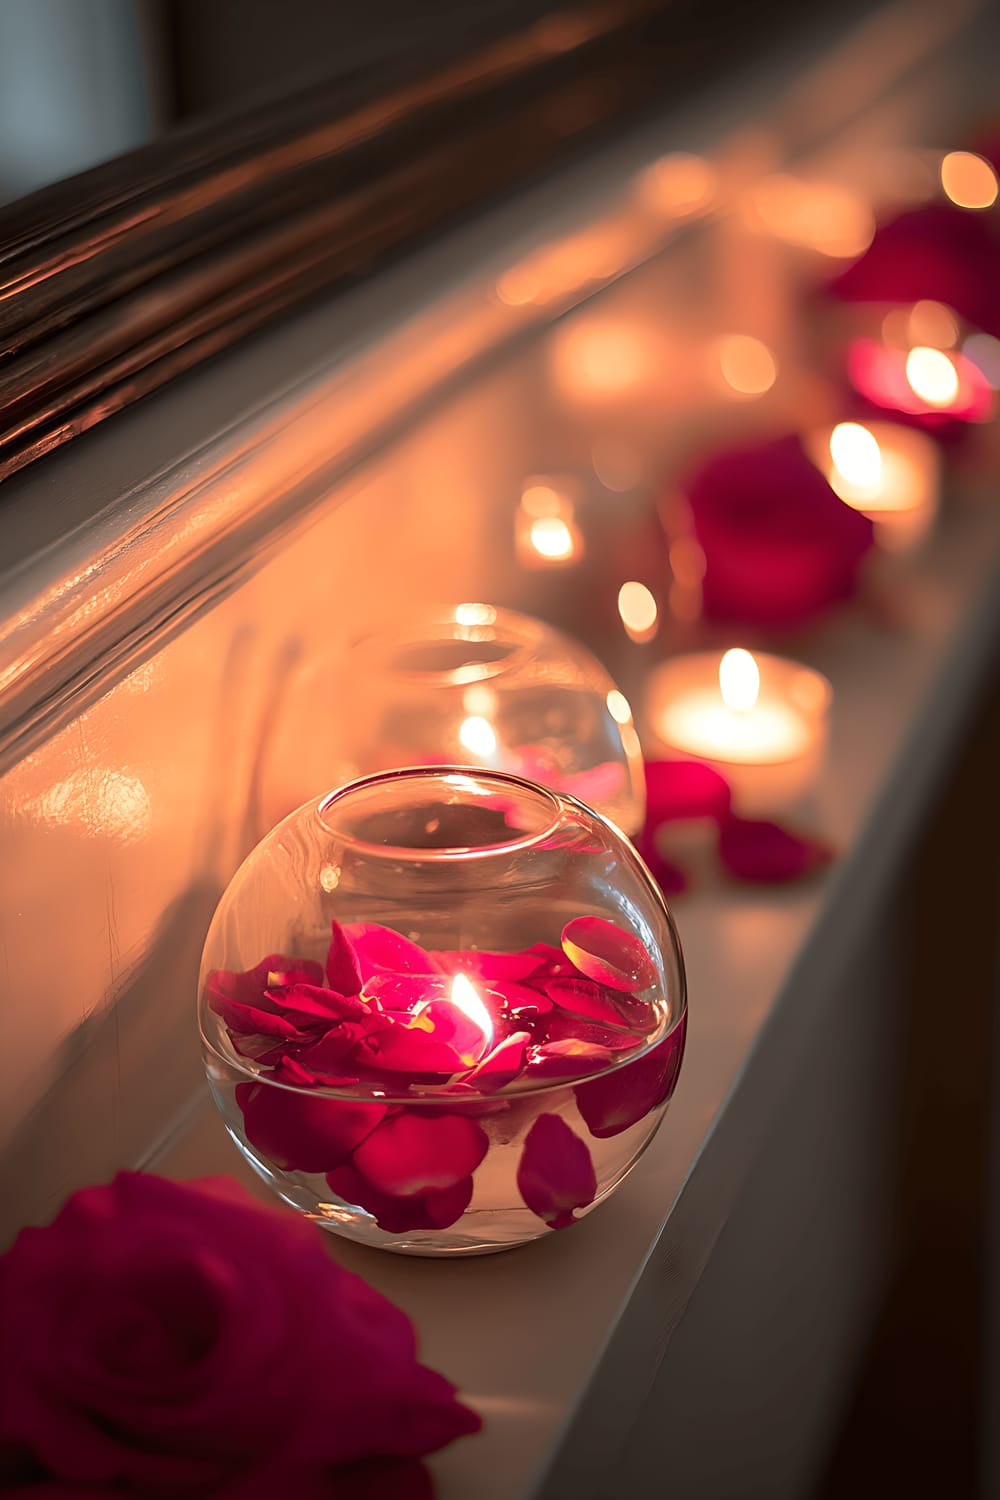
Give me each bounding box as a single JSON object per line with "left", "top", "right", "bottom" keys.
{"left": 829, "top": 422, "right": 883, "bottom": 495}
{"left": 617, "top": 580, "right": 658, "bottom": 642}
{"left": 940, "top": 151, "right": 998, "bottom": 210}
{"left": 719, "top": 648, "right": 760, "bottom": 712}
{"left": 459, "top": 716, "right": 498, "bottom": 758}
{"left": 905, "top": 346, "right": 960, "bottom": 407}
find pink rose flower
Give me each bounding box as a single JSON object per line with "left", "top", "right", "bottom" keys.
{"left": 0, "top": 1174, "right": 479, "bottom": 1497}
{"left": 680, "top": 434, "right": 874, "bottom": 628}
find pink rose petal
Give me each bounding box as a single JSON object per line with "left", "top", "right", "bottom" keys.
{"left": 575, "top": 1013, "right": 687, "bottom": 1138}
{"left": 561, "top": 916, "right": 658, "bottom": 992}
{"left": 236, "top": 1082, "right": 386, "bottom": 1172}
{"left": 211, "top": 996, "right": 305, "bottom": 1040}
{"left": 516, "top": 1113, "right": 597, "bottom": 1228}
{"left": 645, "top": 759, "right": 732, "bottom": 824}
{"left": 362, "top": 973, "right": 440, "bottom": 1013}
{"left": 523, "top": 941, "right": 579, "bottom": 978}
{"left": 326, "top": 1165, "right": 474, "bottom": 1234}
{"left": 290, "top": 1012, "right": 391, "bottom": 1075}
{"left": 489, "top": 980, "right": 553, "bottom": 1019}
{"left": 351, "top": 1113, "right": 488, "bottom": 1196}
{"left": 207, "top": 954, "right": 324, "bottom": 1038}
{"left": 343, "top": 923, "right": 441, "bottom": 981}
{"left": 718, "top": 815, "right": 834, "bottom": 882}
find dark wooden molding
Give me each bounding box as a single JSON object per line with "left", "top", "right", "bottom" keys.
{"left": 0, "top": 0, "right": 813, "bottom": 485}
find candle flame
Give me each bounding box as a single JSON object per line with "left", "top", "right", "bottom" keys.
{"left": 719, "top": 648, "right": 760, "bottom": 712}
{"left": 617, "top": 580, "right": 658, "bottom": 642}
{"left": 450, "top": 973, "right": 494, "bottom": 1055}
{"left": 829, "top": 422, "right": 883, "bottom": 494}
{"left": 529, "top": 515, "right": 575, "bottom": 559}
{"left": 905, "top": 346, "right": 960, "bottom": 408}
{"left": 458, "top": 716, "right": 497, "bottom": 758}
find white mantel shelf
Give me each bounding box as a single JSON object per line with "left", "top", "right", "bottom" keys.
{"left": 154, "top": 491, "right": 1000, "bottom": 1500}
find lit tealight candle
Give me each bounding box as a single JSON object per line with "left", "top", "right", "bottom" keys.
{"left": 805, "top": 419, "right": 941, "bottom": 551}
{"left": 646, "top": 648, "right": 831, "bottom": 815}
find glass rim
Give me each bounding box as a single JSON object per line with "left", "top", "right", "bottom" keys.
{"left": 200, "top": 998, "right": 687, "bottom": 1105}
{"left": 315, "top": 764, "right": 566, "bottom": 859}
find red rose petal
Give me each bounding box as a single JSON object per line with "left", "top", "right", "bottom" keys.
{"left": 263, "top": 983, "right": 371, "bottom": 1024}
{"left": 718, "top": 814, "right": 834, "bottom": 882}
{"left": 544, "top": 977, "right": 656, "bottom": 1032}
{"left": 343, "top": 923, "right": 441, "bottom": 981}
{"left": 363, "top": 973, "right": 439, "bottom": 1013}
{"left": 575, "top": 1013, "right": 687, "bottom": 1138}
{"left": 352, "top": 1024, "right": 466, "bottom": 1079}
{"left": 236, "top": 1082, "right": 386, "bottom": 1173}
{"left": 524, "top": 1039, "right": 617, "bottom": 1079}
{"left": 211, "top": 996, "right": 305, "bottom": 1040}
{"left": 352, "top": 1112, "right": 488, "bottom": 1196}
{"left": 561, "top": 916, "right": 658, "bottom": 992}
{"left": 635, "top": 829, "right": 689, "bottom": 896}
{"left": 645, "top": 759, "right": 732, "bottom": 824}
{"left": 516, "top": 1113, "right": 597, "bottom": 1228}
{"left": 291, "top": 1013, "right": 391, "bottom": 1074}
{"left": 523, "top": 942, "right": 579, "bottom": 978}
{"left": 489, "top": 980, "right": 553, "bottom": 1019}
{"left": 325, "top": 1165, "right": 475, "bottom": 1234}
{"left": 326, "top": 920, "right": 364, "bottom": 995}
{"left": 464, "top": 1032, "right": 531, "bottom": 1090}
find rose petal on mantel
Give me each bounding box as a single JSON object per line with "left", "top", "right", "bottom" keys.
{"left": 561, "top": 916, "right": 658, "bottom": 992}
{"left": 236, "top": 1082, "right": 386, "bottom": 1173}
{"left": 432, "top": 949, "right": 544, "bottom": 981}
{"left": 325, "top": 1165, "right": 475, "bottom": 1234}
{"left": 351, "top": 1112, "right": 488, "bottom": 1196}
{"left": 524, "top": 1039, "right": 617, "bottom": 1080}
{"left": 464, "top": 1032, "right": 531, "bottom": 1090}
{"left": 516, "top": 1113, "right": 597, "bottom": 1228}
{"left": 645, "top": 759, "right": 732, "bottom": 825}
{"left": 635, "top": 829, "right": 689, "bottom": 896}
{"left": 544, "top": 977, "right": 655, "bottom": 1032}
{"left": 718, "top": 815, "right": 834, "bottom": 882}
{"left": 326, "top": 920, "right": 365, "bottom": 995}
{"left": 343, "top": 923, "right": 442, "bottom": 981}
{"left": 575, "top": 1014, "right": 687, "bottom": 1138}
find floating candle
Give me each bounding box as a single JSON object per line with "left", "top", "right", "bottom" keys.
{"left": 646, "top": 648, "right": 831, "bottom": 815}
{"left": 806, "top": 419, "right": 941, "bottom": 551}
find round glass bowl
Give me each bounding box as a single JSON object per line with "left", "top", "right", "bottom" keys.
{"left": 261, "top": 603, "right": 646, "bottom": 837}
{"left": 199, "top": 768, "right": 686, "bottom": 1256}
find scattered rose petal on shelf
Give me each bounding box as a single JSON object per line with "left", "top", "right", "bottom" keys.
{"left": 645, "top": 759, "right": 732, "bottom": 824}
{"left": 561, "top": 915, "right": 658, "bottom": 992}
{"left": 516, "top": 1113, "right": 597, "bottom": 1228}
{"left": 681, "top": 434, "right": 874, "bottom": 628}
{"left": 236, "top": 1081, "right": 387, "bottom": 1172}
{"left": 718, "top": 815, "right": 835, "bottom": 882}
{"left": 350, "top": 1112, "right": 489, "bottom": 1197}
{"left": 576, "top": 1014, "right": 687, "bottom": 1138}
{"left": 0, "top": 1174, "right": 479, "bottom": 1494}
{"left": 327, "top": 1163, "right": 476, "bottom": 1234}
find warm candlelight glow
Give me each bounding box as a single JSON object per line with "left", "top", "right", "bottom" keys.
{"left": 750, "top": 174, "right": 874, "bottom": 258}
{"left": 551, "top": 322, "right": 651, "bottom": 398}
{"left": 459, "top": 716, "right": 498, "bottom": 758}
{"left": 454, "top": 602, "right": 496, "bottom": 627}
{"left": 450, "top": 973, "right": 495, "bottom": 1055}
{"left": 640, "top": 151, "right": 717, "bottom": 218}
{"left": 529, "top": 516, "right": 575, "bottom": 559}
{"left": 807, "top": 420, "right": 941, "bottom": 550}
{"left": 715, "top": 335, "right": 777, "bottom": 397}
{"left": 905, "top": 346, "right": 960, "bottom": 407}
{"left": 719, "top": 648, "right": 760, "bottom": 713}
{"left": 829, "top": 422, "right": 882, "bottom": 495}
{"left": 940, "top": 150, "right": 998, "bottom": 210}
{"left": 618, "top": 580, "right": 658, "bottom": 642}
